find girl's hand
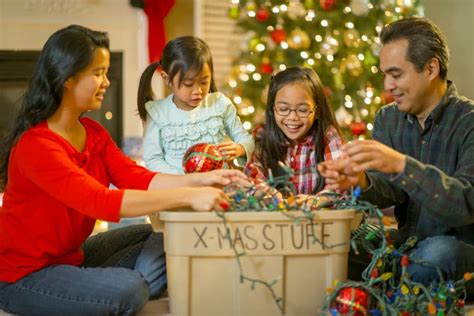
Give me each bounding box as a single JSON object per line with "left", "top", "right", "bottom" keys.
{"left": 296, "top": 194, "right": 332, "bottom": 210}
{"left": 317, "top": 159, "right": 367, "bottom": 191}
{"left": 187, "top": 187, "right": 230, "bottom": 212}
{"left": 190, "top": 169, "right": 251, "bottom": 188}
{"left": 217, "top": 141, "right": 245, "bottom": 161}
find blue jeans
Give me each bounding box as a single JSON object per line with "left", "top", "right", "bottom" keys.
{"left": 349, "top": 234, "right": 474, "bottom": 298}
{"left": 0, "top": 224, "right": 166, "bottom": 316}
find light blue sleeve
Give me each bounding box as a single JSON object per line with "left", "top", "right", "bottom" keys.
{"left": 142, "top": 117, "right": 184, "bottom": 174}
{"left": 221, "top": 94, "right": 255, "bottom": 165}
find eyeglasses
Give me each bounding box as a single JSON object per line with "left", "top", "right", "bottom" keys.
{"left": 274, "top": 106, "right": 316, "bottom": 118}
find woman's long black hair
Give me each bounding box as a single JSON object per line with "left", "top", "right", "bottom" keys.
{"left": 256, "top": 67, "right": 343, "bottom": 191}
{"left": 0, "top": 25, "right": 109, "bottom": 190}
{"left": 137, "top": 36, "right": 217, "bottom": 121}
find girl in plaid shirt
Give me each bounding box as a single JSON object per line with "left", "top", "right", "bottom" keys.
{"left": 245, "top": 67, "right": 344, "bottom": 202}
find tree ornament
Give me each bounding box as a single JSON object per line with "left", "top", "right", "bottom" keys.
{"left": 323, "top": 86, "right": 333, "bottom": 98}
{"left": 287, "top": 28, "right": 311, "bottom": 50}
{"left": 351, "top": 121, "right": 366, "bottom": 136}
{"left": 343, "top": 29, "right": 360, "bottom": 47}
{"left": 249, "top": 37, "right": 261, "bottom": 51}
{"left": 260, "top": 61, "right": 274, "bottom": 75}
{"left": 333, "top": 287, "right": 369, "bottom": 315}
{"left": 255, "top": 7, "right": 270, "bottom": 22}
{"left": 397, "top": 0, "right": 415, "bottom": 13}
{"left": 229, "top": 5, "right": 240, "bottom": 19}
{"left": 350, "top": 0, "right": 370, "bottom": 17}
{"left": 320, "top": 0, "right": 337, "bottom": 11}
{"left": 245, "top": 1, "right": 256, "bottom": 12}
{"left": 182, "top": 143, "right": 225, "bottom": 173}
{"left": 381, "top": 90, "right": 395, "bottom": 104}
{"left": 320, "top": 35, "right": 339, "bottom": 56}
{"left": 287, "top": 0, "right": 307, "bottom": 20}
{"left": 270, "top": 28, "right": 286, "bottom": 44}
{"left": 340, "top": 54, "right": 363, "bottom": 77}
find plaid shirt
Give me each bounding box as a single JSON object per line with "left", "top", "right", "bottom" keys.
{"left": 244, "top": 125, "right": 343, "bottom": 194}
{"left": 361, "top": 82, "right": 474, "bottom": 244}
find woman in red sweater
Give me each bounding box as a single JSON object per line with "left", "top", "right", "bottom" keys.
{"left": 0, "top": 25, "right": 247, "bottom": 316}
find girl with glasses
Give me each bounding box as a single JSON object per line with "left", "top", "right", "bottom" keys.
{"left": 245, "top": 67, "right": 344, "bottom": 202}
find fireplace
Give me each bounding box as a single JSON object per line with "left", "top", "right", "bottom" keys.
{"left": 0, "top": 50, "right": 123, "bottom": 147}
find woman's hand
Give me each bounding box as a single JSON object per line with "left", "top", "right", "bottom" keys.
{"left": 186, "top": 187, "right": 230, "bottom": 212}
{"left": 189, "top": 169, "right": 251, "bottom": 188}
{"left": 217, "top": 141, "right": 245, "bottom": 161}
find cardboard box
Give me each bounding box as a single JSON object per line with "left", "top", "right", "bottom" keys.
{"left": 151, "top": 210, "right": 358, "bottom": 316}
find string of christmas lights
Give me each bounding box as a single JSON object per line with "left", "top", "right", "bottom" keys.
{"left": 219, "top": 166, "right": 473, "bottom": 315}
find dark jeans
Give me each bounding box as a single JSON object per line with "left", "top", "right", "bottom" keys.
{"left": 349, "top": 234, "right": 474, "bottom": 299}
{"left": 0, "top": 224, "right": 166, "bottom": 316}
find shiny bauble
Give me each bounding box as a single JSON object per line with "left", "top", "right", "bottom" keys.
{"left": 381, "top": 90, "right": 395, "bottom": 104}
{"left": 255, "top": 7, "right": 270, "bottom": 22}
{"left": 350, "top": 0, "right": 370, "bottom": 16}
{"left": 320, "top": 35, "right": 339, "bottom": 56}
{"left": 333, "top": 287, "right": 369, "bottom": 315}
{"left": 271, "top": 28, "right": 286, "bottom": 44}
{"left": 287, "top": 28, "right": 311, "bottom": 50}
{"left": 260, "top": 61, "right": 273, "bottom": 75}
{"left": 351, "top": 121, "right": 367, "bottom": 137}
{"left": 320, "top": 0, "right": 336, "bottom": 11}
{"left": 182, "top": 143, "right": 224, "bottom": 173}
{"left": 343, "top": 29, "right": 360, "bottom": 48}
{"left": 287, "top": 0, "right": 307, "bottom": 20}
{"left": 340, "top": 54, "right": 363, "bottom": 77}
{"left": 229, "top": 5, "right": 239, "bottom": 19}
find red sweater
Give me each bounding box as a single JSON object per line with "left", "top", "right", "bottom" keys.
{"left": 0, "top": 118, "right": 156, "bottom": 282}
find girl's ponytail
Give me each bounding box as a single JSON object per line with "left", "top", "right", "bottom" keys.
{"left": 137, "top": 61, "right": 160, "bottom": 121}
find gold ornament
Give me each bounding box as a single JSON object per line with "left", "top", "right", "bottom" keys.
{"left": 396, "top": 0, "right": 414, "bottom": 13}
{"left": 340, "top": 54, "right": 363, "bottom": 77}
{"left": 287, "top": 0, "right": 306, "bottom": 20}
{"left": 287, "top": 28, "right": 311, "bottom": 50}
{"left": 319, "top": 35, "right": 339, "bottom": 55}
{"left": 343, "top": 29, "right": 360, "bottom": 48}
{"left": 350, "top": 0, "right": 370, "bottom": 16}
{"left": 246, "top": 1, "right": 256, "bottom": 12}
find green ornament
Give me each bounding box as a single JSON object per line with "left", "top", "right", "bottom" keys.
{"left": 229, "top": 6, "right": 240, "bottom": 19}
{"left": 249, "top": 38, "right": 261, "bottom": 51}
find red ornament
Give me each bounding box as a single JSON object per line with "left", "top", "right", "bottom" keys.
{"left": 182, "top": 143, "right": 224, "bottom": 173}
{"left": 255, "top": 8, "right": 270, "bottom": 22}
{"left": 323, "top": 86, "right": 332, "bottom": 98}
{"left": 260, "top": 62, "right": 273, "bottom": 75}
{"left": 271, "top": 28, "right": 286, "bottom": 44}
{"left": 381, "top": 90, "right": 394, "bottom": 104}
{"left": 333, "top": 287, "right": 369, "bottom": 315}
{"left": 351, "top": 121, "right": 366, "bottom": 136}
{"left": 320, "top": 0, "right": 337, "bottom": 11}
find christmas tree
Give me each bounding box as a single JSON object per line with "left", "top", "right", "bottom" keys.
{"left": 224, "top": 0, "right": 423, "bottom": 138}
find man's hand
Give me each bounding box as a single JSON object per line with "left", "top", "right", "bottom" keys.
{"left": 217, "top": 141, "right": 245, "bottom": 161}
{"left": 343, "top": 140, "right": 406, "bottom": 174}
